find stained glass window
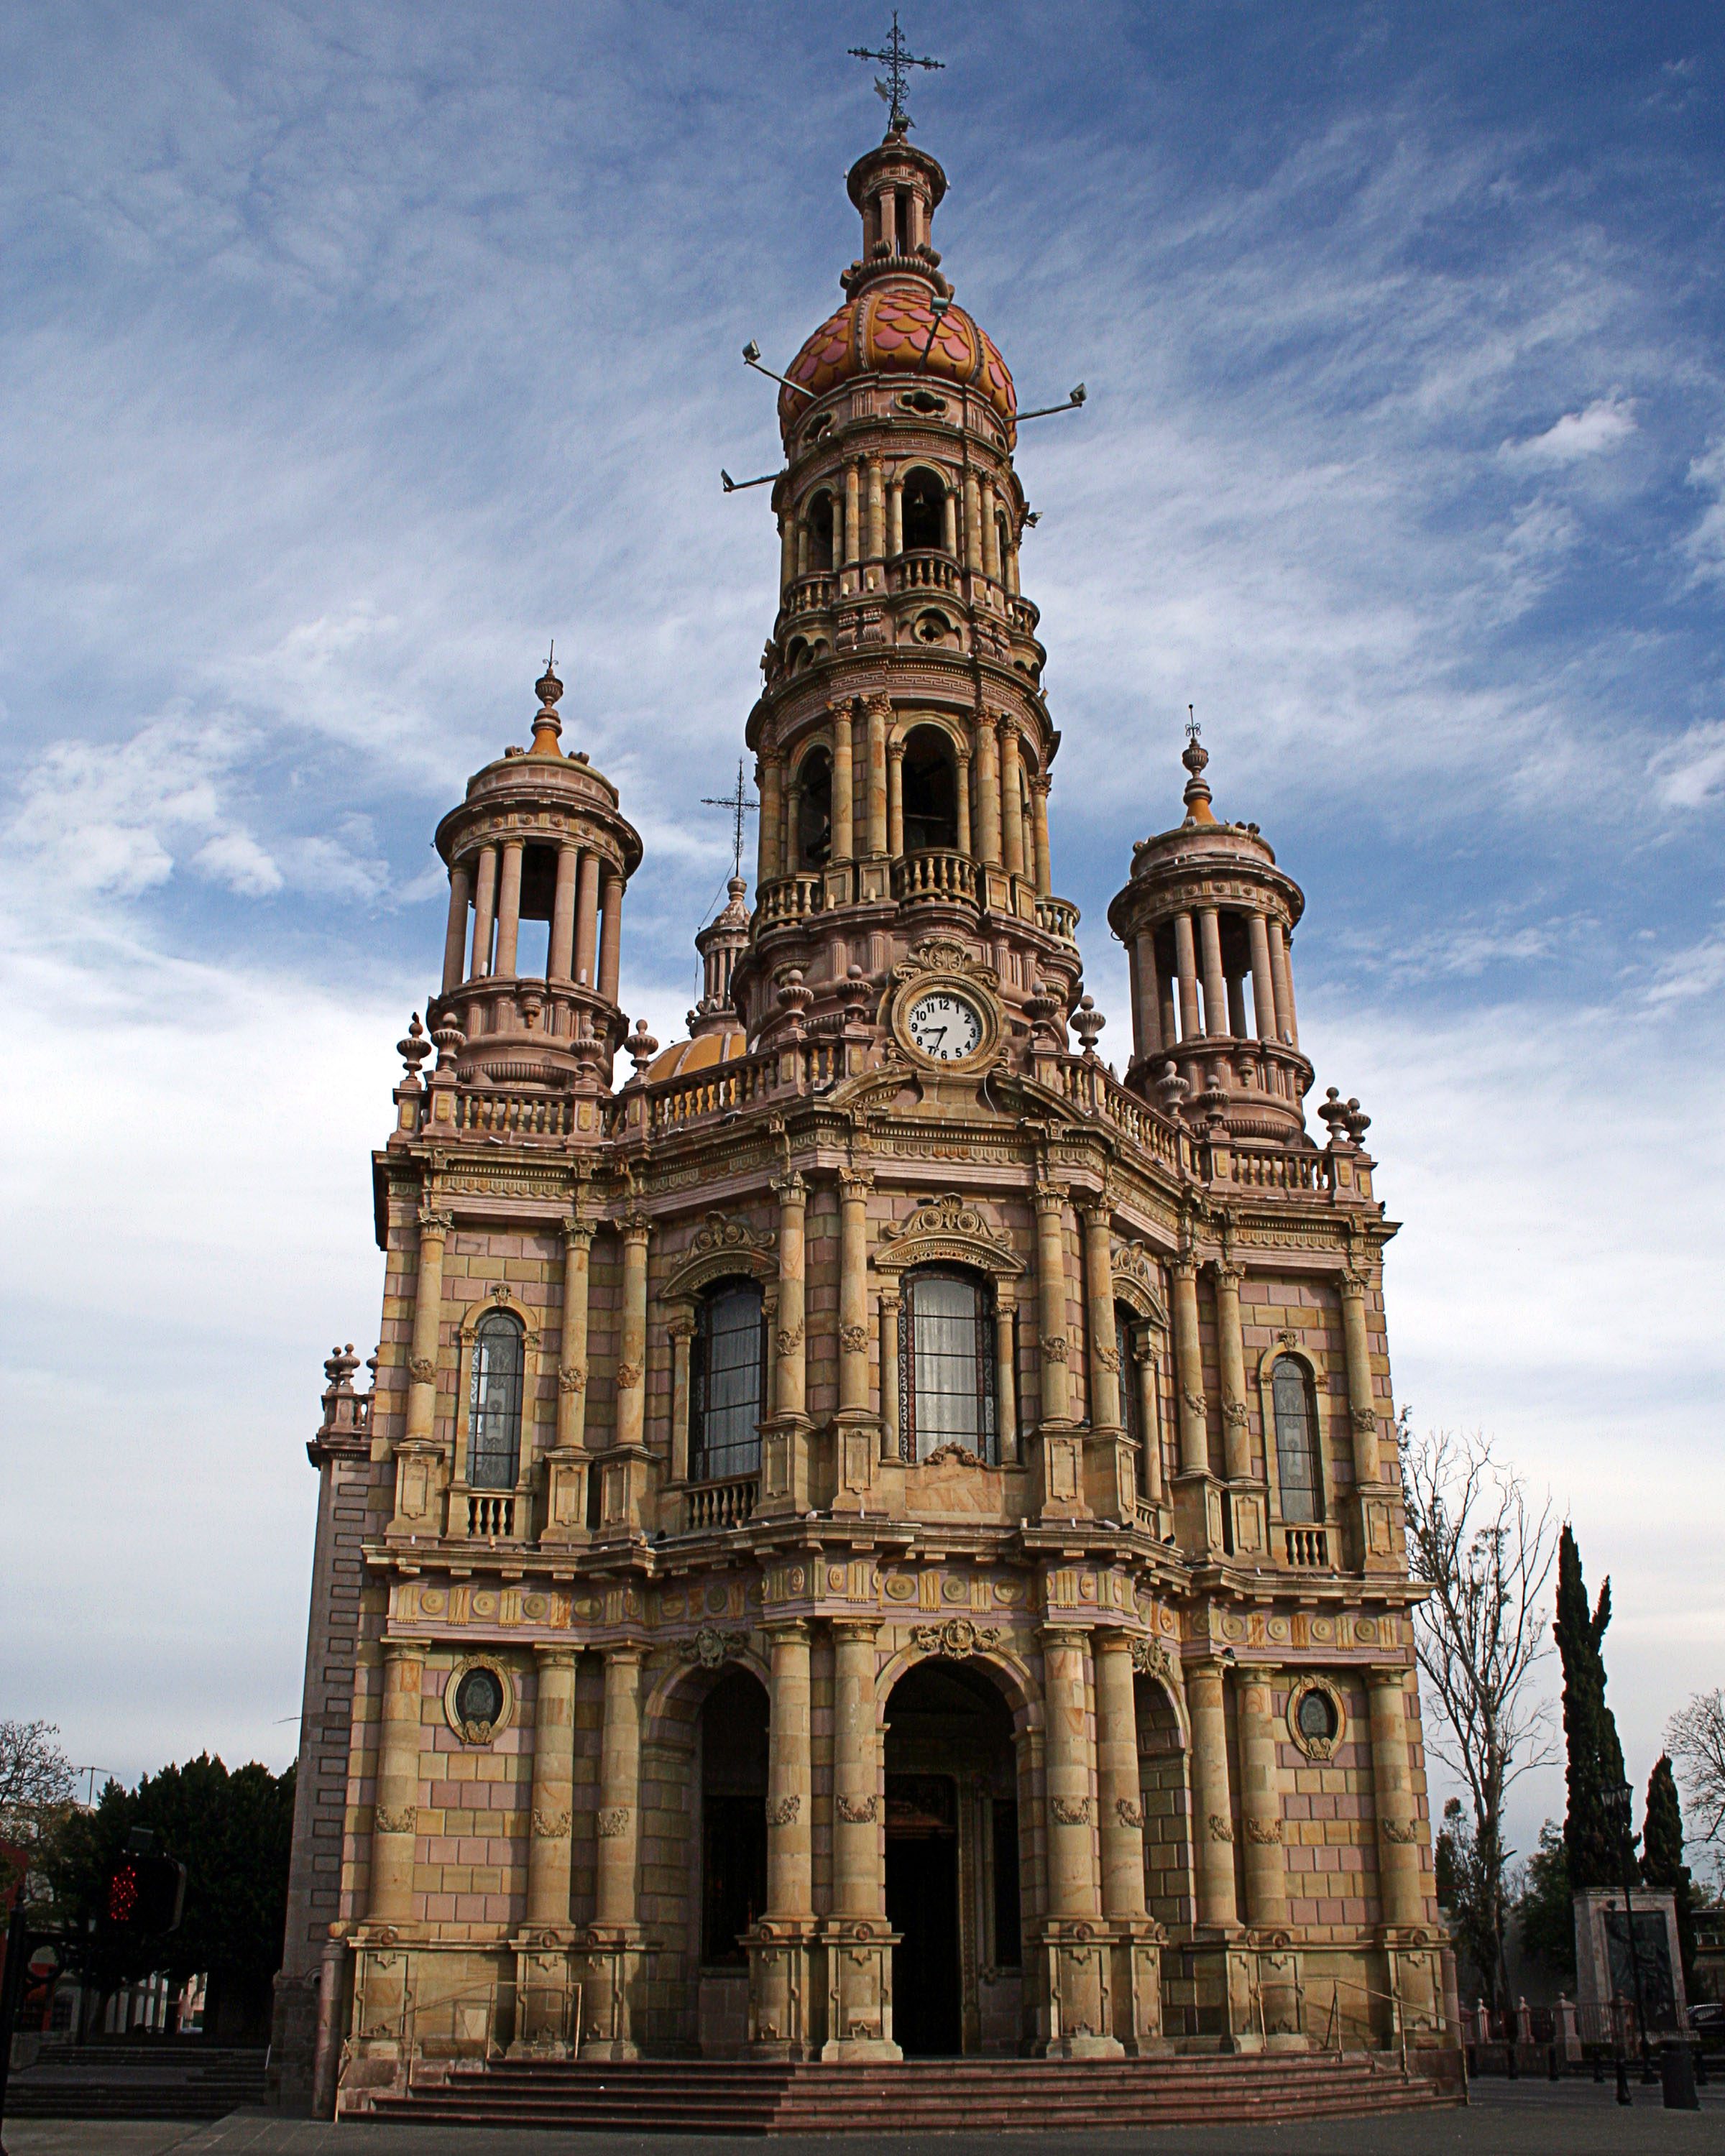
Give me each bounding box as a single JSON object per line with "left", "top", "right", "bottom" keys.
{"left": 1271, "top": 1357, "right": 1321, "bottom": 1524}
{"left": 469, "top": 1312, "right": 524, "bottom": 1490}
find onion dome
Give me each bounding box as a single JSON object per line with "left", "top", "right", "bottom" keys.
{"left": 646, "top": 1028, "right": 747, "bottom": 1084}
{"left": 778, "top": 289, "right": 1016, "bottom": 443}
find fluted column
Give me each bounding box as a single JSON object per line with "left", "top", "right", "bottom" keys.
{"left": 471, "top": 843, "right": 500, "bottom": 978}
{"left": 1034, "top": 1181, "right": 1072, "bottom": 1425}
{"left": 615, "top": 1215, "right": 650, "bottom": 1450}
{"left": 1367, "top": 1668, "right": 1425, "bottom": 1925}
{"left": 1339, "top": 1268, "right": 1383, "bottom": 1485}
{"left": 1247, "top": 911, "right": 1279, "bottom": 1042}
{"left": 757, "top": 758, "right": 781, "bottom": 889}
{"left": 441, "top": 861, "right": 472, "bottom": 994}
{"left": 594, "top": 1647, "right": 643, "bottom": 1927}
{"left": 837, "top": 1170, "right": 872, "bottom": 1414}
{"left": 1169, "top": 1254, "right": 1207, "bottom": 1475}
{"left": 1079, "top": 1199, "right": 1121, "bottom": 1432}
{"left": 550, "top": 843, "right": 579, "bottom": 982}
{"left": 1132, "top": 1334, "right": 1163, "bottom": 1503}
{"left": 525, "top": 1646, "right": 579, "bottom": 1927}
{"left": 1041, "top": 1626, "right": 1099, "bottom": 1917}
{"left": 1238, "top": 1666, "right": 1287, "bottom": 1930}
{"left": 1030, "top": 775, "right": 1052, "bottom": 896}
{"left": 976, "top": 715, "right": 1002, "bottom": 867}
{"left": 1188, "top": 1662, "right": 1238, "bottom": 1928}
{"left": 886, "top": 739, "right": 904, "bottom": 858}
{"left": 368, "top": 1639, "right": 426, "bottom": 1920}
{"left": 999, "top": 722, "right": 1024, "bottom": 877}
{"left": 557, "top": 1217, "right": 593, "bottom": 1451}
{"left": 574, "top": 849, "right": 602, "bottom": 989}
{"left": 598, "top": 870, "right": 624, "bottom": 1004}
{"left": 494, "top": 838, "right": 525, "bottom": 980}
{"left": 1213, "top": 1261, "right": 1251, "bottom": 1482}
{"left": 831, "top": 706, "right": 854, "bottom": 865}
{"left": 1173, "top": 912, "right": 1200, "bottom": 1044}
{"left": 1131, "top": 932, "right": 1163, "bottom": 1061}
{"left": 1095, "top": 1633, "right": 1147, "bottom": 1920}
{"left": 765, "top": 1622, "right": 814, "bottom": 1917}
{"left": 773, "top": 1173, "right": 807, "bottom": 1422}
{"left": 405, "top": 1204, "right": 451, "bottom": 1442}
{"left": 1270, "top": 920, "right": 1299, "bottom": 1045}
{"left": 865, "top": 696, "right": 888, "bottom": 855}
{"left": 831, "top": 1621, "right": 882, "bottom": 1917}
{"left": 1197, "top": 906, "right": 1227, "bottom": 1036}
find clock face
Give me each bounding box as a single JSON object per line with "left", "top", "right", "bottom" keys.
{"left": 906, "top": 990, "right": 983, "bottom": 1064}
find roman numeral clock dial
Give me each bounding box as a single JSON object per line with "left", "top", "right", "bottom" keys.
{"left": 906, "top": 990, "right": 983, "bottom": 1064}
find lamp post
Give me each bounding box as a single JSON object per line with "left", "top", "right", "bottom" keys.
{"left": 1604, "top": 1777, "right": 1656, "bottom": 2086}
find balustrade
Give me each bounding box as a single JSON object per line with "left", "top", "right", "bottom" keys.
{"left": 892, "top": 849, "right": 978, "bottom": 905}
{"left": 1283, "top": 1525, "right": 1330, "bottom": 1569}
{"left": 468, "top": 1493, "right": 517, "bottom": 1539}
{"left": 889, "top": 550, "right": 960, "bottom": 594}
{"left": 755, "top": 875, "right": 824, "bottom": 926}
{"left": 455, "top": 1092, "right": 573, "bottom": 1138}
{"left": 685, "top": 1476, "right": 758, "bottom": 1531}
{"left": 1034, "top": 894, "right": 1080, "bottom": 942}
{"left": 782, "top": 572, "right": 835, "bottom": 615}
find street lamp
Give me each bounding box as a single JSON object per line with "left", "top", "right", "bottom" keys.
{"left": 1603, "top": 1778, "right": 1657, "bottom": 2086}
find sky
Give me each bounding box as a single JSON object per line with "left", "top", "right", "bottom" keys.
{"left": 1, "top": 1, "right": 1721, "bottom": 1870}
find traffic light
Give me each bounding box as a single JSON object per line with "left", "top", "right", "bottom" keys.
{"left": 101, "top": 1850, "right": 185, "bottom": 1938}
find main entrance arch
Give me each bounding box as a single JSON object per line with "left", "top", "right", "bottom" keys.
{"left": 882, "top": 1658, "right": 1023, "bottom": 2055}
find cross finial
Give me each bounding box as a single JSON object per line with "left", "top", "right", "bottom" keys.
{"left": 701, "top": 760, "right": 759, "bottom": 881}
{"left": 1185, "top": 703, "right": 1200, "bottom": 747}
{"left": 848, "top": 11, "right": 944, "bottom": 134}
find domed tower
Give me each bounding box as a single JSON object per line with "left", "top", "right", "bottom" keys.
{"left": 429, "top": 653, "right": 643, "bottom": 1089}
{"left": 729, "top": 121, "right": 1081, "bottom": 1056}
{"left": 1107, "top": 725, "right": 1313, "bottom": 1143}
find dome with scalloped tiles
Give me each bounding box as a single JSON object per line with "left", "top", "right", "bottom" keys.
{"left": 778, "top": 284, "right": 1016, "bottom": 444}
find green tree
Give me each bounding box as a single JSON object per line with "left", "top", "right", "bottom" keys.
{"left": 1553, "top": 1524, "right": 1632, "bottom": 1892}
{"left": 42, "top": 1755, "right": 295, "bottom": 2041}
{"left": 1516, "top": 1820, "right": 1576, "bottom": 1981}
{"left": 1435, "top": 1797, "right": 1501, "bottom": 2001}
{"left": 1643, "top": 1754, "right": 1696, "bottom": 1995}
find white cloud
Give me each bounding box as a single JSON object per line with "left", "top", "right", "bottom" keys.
{"left": 1502, "top": 396, "right": 1637, "bottom": 464}
{"left": 1646, "top": 921, "right": 1725, "bottom": 1006}
{"left": 1684, "top": 440, "right": 1725, "bottom": 584}
{"left": 194, "top": 828, "right": 284, "bottom": 896}
{"left": 1651, "top": 717, "right": 1725, "bottom": 809}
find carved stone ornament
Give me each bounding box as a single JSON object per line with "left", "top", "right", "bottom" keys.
{"left": 1111, "top": 1245, "right": 1169, "bottom": 1328}
{"left": 1182, "top": 1388, "right": 1208, "bottom": 1419}
{"left": 1041, "top": 1333, "right": 1070, "bottom": 1364}
{"left": 597, "top": 1807, "right": 631, "bottom": 1839}
{"left": 557, "top": 1363, "right": 587, "bottom": 1394}
{"left": 1244, "top": 1816, "right": 1284, "bottom": 1846}
{"left": 1094, "top": 1345, "right": 1121, "bottom": 1374}
{"left": 1208, "top": 1814, "right": 1235, "bottom": 1843}
{"left": 690, "top": 1210, "right": 778, "bottom": 1259}
{"left": 418, "top": 1206, "right": 454, "bottom": 1237}
{"left": 766, "top": 1795, "right": 801, "bottom": 1827}
{"left": 840, "top": 1322, "right": 868, "bottom": 1354}
{"left": 1130, "top": 1635, "right": 1179, "bottom": 1686}
{"left": 1223, "top": 1400, "right": 1249, "bottom": 1429}
{"left": 877, "top": 1189, "right": 1024, "bottom": 1281}
{"left": 679, "top": 1626, "right": 750, "bottom": 1669}
{"left": 1381, "top": 1818, "right": 1420, "bottom": 1844}
{"left": 615, "top": 1361, "right": 643, "bottom": 1389}
{"left": 1275, "top": 1329, "right": 1300, "bottom": 1353}
{"left": 921, "top": 1442, "right": 986, "bottom": 1470}
{"left": 776, "top": 1323, "right": 804, "bottom": 1358}
{"left": 891, "top": 935, "right": 998, "bottom": 990}
{"left": 374, "top": 1806, "right": 418, "bottom": 1837}
{"left": 408, "top": 1355, "right": 437, "bottom": 1387}
{"left": 837, "top": 1794, "right": 878, "bottom": 1824}
{"left": 1115, "top": 1797, "right": 1145, "bottom": 1830}
{"left": 1051, "top": 1797, "right": 1092, "bottom": 1827}
{"left": 1287, "top": 1675, "right": 1347, "bottom": 1762}
{"left": 1351, "top": 1405, "right": 1379, "bottom": 1435}
{"left": 911, "top": 1617, "right": 1000, "bottom": 1659}
{"left": 531, "top": 1807, "right": 571, "bottom": 1840}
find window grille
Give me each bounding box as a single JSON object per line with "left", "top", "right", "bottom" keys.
{"left": 469, "top": 1312, "right": 525, "bottom": 1489}
{"left": 900, "top": 1268, "right": 997, "bottom": 1462}
{"left": 692, "top": 1281, "right": 766, "bottom": 1483}
{"left": 1271, "top": 1356, "right": 1321, "bottom": 1524}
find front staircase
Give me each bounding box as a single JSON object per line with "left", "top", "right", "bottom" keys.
{"left": 356, "top": 2052, "right": 1464, "bottom": 2134}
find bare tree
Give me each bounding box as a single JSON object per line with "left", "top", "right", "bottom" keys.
{"left": 0, "top": 1718, "right": 77, "bottom": 1841}
{"left": 1400, "top": 1423, "right": 1558, "bottom": 2007}
{"left": 1667, "top": 1690, "right": 1725, "bottom": 1863}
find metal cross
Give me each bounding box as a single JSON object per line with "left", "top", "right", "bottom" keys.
{"left": 1186, "top": 704, "right": 1201, "bottom": 746}
{"left": 701, "top": 760, "right": 759, "bottom": 880}
{"left": 848, "top": 12, "right": 943, "bottom": 132}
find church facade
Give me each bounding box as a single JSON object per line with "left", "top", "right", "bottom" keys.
{"left": 274, "top": 119, "right": 1447, "bottom": 2114}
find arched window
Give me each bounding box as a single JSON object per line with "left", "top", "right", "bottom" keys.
{"left": 1116, "top": 1303, "right": 1141, "bottom": 1447}
{"left": 692, "top": 1280, "right": 767, "bottom": 1483}
{"left": 807, "top": 492, "right": 836, "bottom": 573}
{"left": 469, "top": 1312, "right": 525, "bottom": 1489}
{"left": 901, "top": 468, "right": 945, "bottom": 553}
{"left": 796, "top": 749, "right": 832, "bottom": 868}
{"left": 901, "top": 725, "right": 957, "bottom": 852}
{"left": 1270, "top": 1357, "right": 1321, "bottom": 1523}
{"left": 900, "top": 1267, "right": 997, "bottom": 1463}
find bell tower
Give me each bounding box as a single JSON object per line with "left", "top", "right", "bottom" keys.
{"left": 730, "top": 121, "right": 1082, "bottom": 1061}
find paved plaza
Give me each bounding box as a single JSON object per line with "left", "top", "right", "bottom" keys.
{"left": 6, "top": 2081, "right": 1725, "bottom": 2156}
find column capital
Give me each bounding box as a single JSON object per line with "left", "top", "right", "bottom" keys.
{"left": 886, "top": 737, "right": 906, "bottom": 763}
{"left": 838, "top": 1167, "right": 875, "bottom": 1197}
{"left": 1170, "top": 1249, "right": 1201, "bottom": 1281}
{"left": 418, "top": 1204, "right": 454, "bottom": 1236}
{"left": 562, "top": 1215, "right": 595, "bottom": 1249}
{"left": 1340, "top": 1263, "right": 1372, "bottom": 1298}
{"left": 1365, "top": 1660, "right": 1413, "bottom": 1689}
{"left": 666, "top": 1314, "right": 697, "bottom": 1343}
{"left": 533, "top": 1643, "right": 581, "bottom": 1667}
{"left": 772, "top": 1169, "right": 808, "bottom": 1203}
{"left": 829, "top": 1616, "right": 880, "bottom": 1644}
{"left": 1029, "top": 772, "right": 1052, "bottom": 800}
{"left": 602, "top": 1641, "right": 648, "bottom": 1667}
{"left": 1033, "top": 1179, "right": 1067, "bottom": 1215}
{"left": 620, "top": 1210, "right": 653, "bottom": 1245}
{"left": 764, "top": 1616, "right": 813, "bottom": 1643}
{"left": 1040, "top": 1621, "right": 1094, "bottom": 1648}
{"left": 381, "top": 1635, "right": 431, "bottom": 1662}
{"left": 1212, "top": 1258, "right": 1246, "bottom": 1289}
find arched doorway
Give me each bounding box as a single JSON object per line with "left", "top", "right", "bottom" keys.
{"left": 883, "top": 1659, "right": 1021, "bottom": 2055}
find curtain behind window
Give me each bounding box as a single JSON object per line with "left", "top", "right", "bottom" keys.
{"left": 469, "top": 1313, "right": 525, "bottom": 1489}
{"left": 1271, "top": 1358, "right": 1320, "bottom": 1523}
{"left": 694, "top": 1281, "right": 765, "bottom": 1481}
{"left": 903, "top": 1269, "right": 996, "bottom": 1462}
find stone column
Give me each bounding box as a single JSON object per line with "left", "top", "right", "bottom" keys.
{"left": 1237, "top": 1667, "right": 1287, "bottom": 1930}
{"left": 368, "top": 1639, "right": 426, "bottom": 1921}
{"left": 942, "top": 484, "right": 958, "bottom": 558}
{"left": 1133, "top": 1334, "right": 1164, "bottom": 1503}
{"left": 994, "top": 1291, "right": 1018, "bottom": 1465}
{"left": 964, "top": 470, "right": 983, "bottom": 571}
{"left": 441, "top": 860, "right": 472, "bottom": 994}
{"left": 1040, "top": 1625, "right": 1120, "bottom": 2057}
{"left": 1031, "top": 775, "right": 1052, "bottom": 895}
{"left": 830, "top": 706, "right": 854, "bottom": 865}
{"left": 865, "top": 696, "right": 889, "bottom": 856}
{"left": 1132, "top": 932, "right": 1163, "bottom": 1061}
{"left": 668, "top": 1317, "right": 695, "bottom": 1484}
{"left": 1213, "top": 1261, "right": 1251, "bottom": 1483}
{"left": 615, "top": 1215, "right": 650, "bottom": 1452}
{"left": 765, "top": 1622, "right": 814, "bottom": 1916}
{"left": 549, "top": 843, "right": 579, "bottom": 982}
{"left": 756, "top": 757, "right": 781, "bottom": 890}
{"left": 886, "top": 739, "right": 904, "bottom": 858}
{"left": 471, "top": 842, "right": 500, "bottom": 977}
{"left": 1034, "top": 1183, "right": 1072, "bottom": 1427}
{"left": 886, "top": 474, "right": 903, "bottom": 558}
{"left": 830, "top": 1622, "right": 882, "bottom": 1917}
{"left": 1247, "top": 912, "right": 1279, "bottom": 1043}
{"left": 543, "top": 1217, "right": 593, "bottom": 1543}
{"left": 574, "top": 849, "right": 602, "bottom": 989}
{"left": 1339, "top": 1268, "right": 1383, "bottom": 1485}
{"left": 1187, "top": 1661, "right": 1238, "bottom": 1928}
{"left": 525, "top": 1647, "right": 579, "bottom": 1927}
{"left": 494, "top": 838, "right": 525, "bottom": 980}
{"left": 784, "top": 778, "right": 802, "bottom": 878}
{"left": 999, "top": 722, "right": 1024, "bottom": 877}
{"left": 843, "top": 460, "right": 860, "bottom": 576}
{"left": 1079, "top": 1199, "right": 1121, "bottom": 1432}
{"left": 773, "top": 1174, "right": 807, "bottom": 1422}
{"left": 865, "top": 456, "right": 884, "bottom": 568}
{"left": 598, "top": 871, "right": 624, "bottom": 1005}
{"left": 1197, "top": 906, "right": 1227, "bottom": 1036}
{"left": 1095, "top": 1634, "right": 1146, "bottom": 1920}
{"left": 779, "top": 510, "right": 796, "bottom": 594}
{"left": 837, "top": 1170, "right": 872, "bottom": 1415}
{"left": 954, "top": 749, "right": 972, "bottom": 855}
{"left": 405, "top": 1204, "right": 451, "bottom": 1443}
{"left": 1169, "top": 1255, "right": 1207, "bottom": 1475}
{"left": 1270, "top": 920, "right": 1299, "bottom": 1045}
{"left": 975, "top": 713, "right": 1002, "bottom": 867}
{"left": 594, "top": 1647, "right": 643, "bottom": 1928}
{"left": 880, "top": 1289, "right": 901, "bottom": 1460}
{"left": 981, "top": 478, "right": 1000, "bottom": 581}
{"left": 1172, "top": 911, "right": 1200, "bottom": 1044}
{"left": 1367, "top": 1668, "right": 1425, "bottom": 1927}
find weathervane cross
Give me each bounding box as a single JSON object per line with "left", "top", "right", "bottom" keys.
{"left": 701, "top": 760, "right": 759, "bottom": 880}
{"left": 847, "top": 11, "right": 944, "bottom": 132}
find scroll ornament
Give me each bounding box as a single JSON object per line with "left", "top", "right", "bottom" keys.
{"left": 840, "top": 1323, "right": 868, "bottom": 1354}
{"left": 1052, "top": 1797, "right": 1092, "bottom": 1827}
{"left": 531, "top": 1807, "right": 571, "bottom": 1840}
{"left": 766, "top": 1795, "right": 801, "bottom": 1827}
{"left": 1041, "top": 1334, "right": 1070, "bottom": 1364}
{"left": 375, "top": 1806, "right": 418, "bottom": 1837}
{"left": 911, "top": 1617, "right": 999, "bottom": 1659}
{"left": 776, "top": 1323, "right": 804, "bottom": 1358}
{"left": 597, "top": 1807, "right": 631, "bottom": 1839}
{"left": 408, "top": 1355, "right": 436, "bottom": 1387}
{"left": 558, "top": 1363, "right": 588, "bottom": 1394}
{"left": 1182, "top": 1388, "right": 1208, "bottom": 1419}
{"left": 1130, "top": 1635, "right": 1179, "bottom": 1686}
{"left": 837, "top": 1795, "right": 878, "bottom": 1823}
{"left": 1223, "top": 1401, "right": 1249, "bottom": 1429}
{"left": 1094, "top": 1345, "right": 1121, "bottom": 1373}
{"left": 1381, "top": 1818, "right": 1420, "bottom": 1845}
{"left": 615, "top": 1361, "right": 643, "bottom": 1389}
{"left": 1244, "top": 1816, "right": 1284, "bottom": 1846}
{"left": 1208, "top": 1814, "right": 1235, "bottom": 1843}
{"left": 1115, "top": 1797, "right": 1145, "bottom": 1829}
{"left": 679, "top": 1626, "right": 750, "bottom": 1669}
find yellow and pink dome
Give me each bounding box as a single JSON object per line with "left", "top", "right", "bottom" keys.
{"left": 778, "top": 285, "right": 1016, "bottom": 443}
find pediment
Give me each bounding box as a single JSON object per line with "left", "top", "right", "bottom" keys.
{"left": 877, "top": 1191, "right": 1024, "bottom": 1277}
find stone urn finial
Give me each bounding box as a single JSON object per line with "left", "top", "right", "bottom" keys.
{"left": 1154, "top": 1061, "right": 1190, "bottom": 1120}
{"left": 1071, "top": 992, "right": 1105, "bottom": 1057}
{"left": 1317, "top": 1086, "right": 1351, "bottom": 1145}
{"left": 623, "top": 1016, "right": 659, "bottom": 1081}
{"left": 530, "top": 642, "right": 565, "bottom": 756}
{"left": 397, "top": 1013, "right": 431, "bottom": 1082}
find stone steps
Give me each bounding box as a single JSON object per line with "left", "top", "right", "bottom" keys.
{"left": 4, "top": 2047, "right": 269, "bottom": 2121}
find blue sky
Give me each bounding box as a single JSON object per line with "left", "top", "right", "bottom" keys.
{"left": 2, "top": 2, "right": 1721, "bottom": 1865}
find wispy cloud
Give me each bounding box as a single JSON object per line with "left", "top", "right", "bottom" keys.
{"left": 1501, "top": 395, "right": 1637, "bottom": 464}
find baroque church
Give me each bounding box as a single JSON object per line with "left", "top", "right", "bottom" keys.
{"left": 274, "top": 107, "right": 1455, "bottom": 2120}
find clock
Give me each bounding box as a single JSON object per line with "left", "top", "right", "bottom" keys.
{"left": 906, "top": 990, "right": 984, "bottom": 1064}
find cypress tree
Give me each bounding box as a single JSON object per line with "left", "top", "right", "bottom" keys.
{"left": 1553, "top": 1524, "right": 1632, "bottom": 1890}
{"left": 1643, "top": 1755, "right": 1696, "bottom": 1994}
